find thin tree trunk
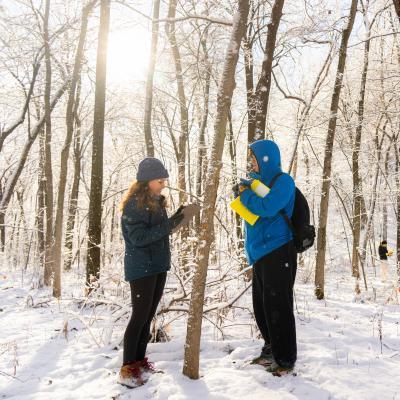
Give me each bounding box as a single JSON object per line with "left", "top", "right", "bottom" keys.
{"left": 52, "top": 1, "right": 93, "bottom": 298}
{"left": 43, "top": 0, "right": 54, "bottom": 286}
{"left": 315, "top": 0, "right": 358, "bottom": 300}
{"left": 165, "top": 0, "right": 188, "bottom": 204}
{"left": 182, "top": 0, "right": 249, "bottom": 379}
{"left": 0, "top": 82, "right": 69, "bottom": 247}
{"left": 64, "top": 82, "right": 82, "bottom": 272}
{"left": 243, "top": 34, "right": 256, "bottom": 144}
{"left": 254, "top": 0, "right": 285, "bottom": 138}
{"left": 86, "top": 0, "right": 111, "bottom": 287}
{"left": 351, "top": 5, "right": 371, "bottom": 289}
{"left": 143, "top": 0, "right": 160, "bottom": 157}
{"left": 36, "top": 126, "right": 46, "bottom": 284}
{"left": 288, "top": 42, "right": 335, "bottom": 174}
{"left": 0, "top": 63, "right": 40, "bottom": 154}
{"left": 195, "top": 30, "right": 211, "bottom": 227}
{"left": 395, "top": 142, "right": 400, "bottom": 289}
{"left": 382, "top": 148, "right": 389, "bottom": 241}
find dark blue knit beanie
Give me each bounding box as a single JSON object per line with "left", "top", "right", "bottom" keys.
{"left": 136, "top": 157, "right": 169, "bottom": 181}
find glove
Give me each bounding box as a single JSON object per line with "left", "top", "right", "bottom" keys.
{"left": 172, "top": 204, "right": 186, "bottom": 217}
{"left": 232, "top": 178, "right": 252, "bottom": 198}
{"left": 168, "top": 211, "right": 185, "bottom": 230}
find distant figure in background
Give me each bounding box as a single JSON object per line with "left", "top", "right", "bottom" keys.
{"left": 378, "top": 240, "right": 393, "bottom": 283}
{"left": 118, "top": 157, "right": 184, "bottom": 388}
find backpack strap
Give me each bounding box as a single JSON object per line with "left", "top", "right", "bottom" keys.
{"left": 268, "top": 172, "right": 296, "bottom": 235}
{"left": 269, "top": 172, "right": 284, "bottom": 188}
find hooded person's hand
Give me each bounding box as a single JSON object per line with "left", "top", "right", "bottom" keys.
{"left": 232, "top": 178, "right": 252, "bottom": 198}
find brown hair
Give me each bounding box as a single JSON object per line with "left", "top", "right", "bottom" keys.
{"left": 119, "top": 180, "right": 166, "bottom": 212}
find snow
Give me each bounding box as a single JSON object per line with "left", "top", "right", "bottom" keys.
{"left": 1, "top": 264, "right": 400, "bottom": 400}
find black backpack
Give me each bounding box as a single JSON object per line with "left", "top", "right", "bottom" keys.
{"left": 269, "top": 173, "right": 315, "bottom": 253}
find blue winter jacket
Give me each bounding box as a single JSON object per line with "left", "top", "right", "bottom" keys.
{"left": 121, "top": 195, "right": 171, "bottom": 281}
{"left": 240, "top": 140, "right": 295, "bottom": 265}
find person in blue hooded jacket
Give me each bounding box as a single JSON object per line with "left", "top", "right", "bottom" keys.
{"left": 118, "top": 157, "right": 184, "bottom": 387}
{"left": 236, "top": 139, "right": 297, "bottom": 376}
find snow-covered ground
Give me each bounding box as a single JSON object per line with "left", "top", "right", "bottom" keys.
{"left": 1, "top": 261, "right": 400, "bottom": 400}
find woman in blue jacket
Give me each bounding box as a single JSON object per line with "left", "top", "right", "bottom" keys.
{"left": 238, "top": 139, "right": 297, "bottom": 376}
{"left": 118, "top": 157, "right": 183, "bottom": 387}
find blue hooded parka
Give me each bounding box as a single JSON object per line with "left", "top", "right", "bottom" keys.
{"left": 240, "top": 140, "right": 295, "bottom": 265}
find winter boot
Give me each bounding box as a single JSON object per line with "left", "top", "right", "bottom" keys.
{"left": 265, "top": 360, "right": 294, "bottom": 377}
{"left": 141, "top": 357, "right": 163, "bottom": 374}
{"left": 250, "top": 343, "right": 274, "bottom": 366}
{"left": 118, "top": 361, "right": 146, "bottom": 388}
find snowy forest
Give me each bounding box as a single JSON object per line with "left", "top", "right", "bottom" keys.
{"left": 1, "top": 0, "right": 400, "bottom": 398}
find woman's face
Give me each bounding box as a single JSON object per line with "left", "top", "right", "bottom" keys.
{"left": 148, "top": 178, "right": 167, "bottom": 196}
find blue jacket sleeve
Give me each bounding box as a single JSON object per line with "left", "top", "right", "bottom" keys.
{"left": 239, "top": 174, "right": 295, "bottom": 218}
{"left": 123, "top": 203, "right": 171, "bottom": 247}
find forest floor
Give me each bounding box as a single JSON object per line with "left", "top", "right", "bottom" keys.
{"left": 1, "top": 259, "right": 400, "bottom": 400}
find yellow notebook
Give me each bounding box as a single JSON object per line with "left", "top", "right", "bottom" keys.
{"left": 230, "top": 180, "right": 270, "bottom": 225}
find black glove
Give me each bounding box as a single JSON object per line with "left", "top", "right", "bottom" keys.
{"left": 232, "top": 183, "right": 241, "bottom": 198}
{"left": 232, "top": 181, "right": 249, "bottom": 198}
{"left": 172, "top": 204, "right": 186, "bottom": 217}
{"left": 168, "top": 212, "right": 185, "bottom": 230}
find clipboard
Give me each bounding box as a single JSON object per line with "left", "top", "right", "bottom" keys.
{"left": 171, "top": 203, "right": 201, "bottom": 233}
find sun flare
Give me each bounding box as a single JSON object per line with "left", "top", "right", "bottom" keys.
{"left": 107, "top": 28, "right": 150, "bottom": 84}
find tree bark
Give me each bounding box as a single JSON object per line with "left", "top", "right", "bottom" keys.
{"left": 393, "top": 0, "right": 400, "bottom": 20}
{"left": 64, "top": 82, "right": 82, "bottom": 272}
{"left": 195, "top": 28, "right": 211, "bottom": 227}
{"left": 182, "top": 0, "right": 249, "bottom": 379}
{"left": 254, "top": 0, "right": 285, "bottom": 138}
{"left": 86, "top": 0, "right": 111, "bottom": 287}
{"left": 351, "top": 8, "right": 371, "bottom": 285}
{"left": 0, "top": 62, "right": 40, "bottom": 154}
{"left": 43, "top": 0, "right": 54, "bottom": 286}
{"left": 315, "top": 0, "right": 358, "bottom": 300}
{"left": 143, "top": 0, "right": 160, "bottom": 157}
{"left": 165, "top": 0, "right": 188, "bottom": 205}
{"left": 52, "top": 2, "right": 93, "bottom": 298}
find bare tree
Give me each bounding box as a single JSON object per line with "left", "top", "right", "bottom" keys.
{"left": 315, "top": 0, "right": 358, "bottom": 300}
{"left": 182, "top": 0, "right": 250, "bottom": 380}
{"left": 43, "top": 0, "right": 54, "bottom": 286}
{"left": 52, "top": 1, "right": 94, "bottom": 297}
{"left": 143, "top": 0, "right": 160, "bottom": 157}
{"left": 254, "top": 0, "right": 285, "bottom": 138}
{"left": 86, "top": 0, "right": 111, "bottom": 287}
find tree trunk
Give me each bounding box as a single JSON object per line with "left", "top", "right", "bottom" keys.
{"left": 315, "top": 0, "right": 358, "bottom": 300}
{"left": 165, "top": 0, "right": 188, "bottom": 205}
{"left": 395, "top": 142, "right": 400, "bottom": 289}
{"left": 351, "top": 8, "right": 371, "bottom": 288}
{"left": 243, "top": 34, "right": 256, "bottom": 145}
{"left": 195, "top": 29, "right": 211, "bottom": 227}
{"left": 64, "top": 82, "right": 82, "bottom": 272}
{"left": 182, "top": 0, "right": 249, "bottom": 379}
{"left": 143, "top": 0, "right": 160, "bottom": 157}
{"left": 52, "top": 2, "right": 93, "bottom": 298}
{"left": 36, "top": 126, "right": 46, "bottom": 285}
{"left": 393, "top": 0, "right": 400, "bottom": 20}
{"left": 0, "top": 82, "right": 69, "bottom": 254}
{"left": 86, "top": 0, "right": 111, "bottom": 287}
{"left": 43, "top": 0, "right": 54, "bottom": 286}
{"left": 0, "top": 63, "right": 40, "bottom": 154}
{"left": 254, "top": 0, "right": 285, "bottom": 138}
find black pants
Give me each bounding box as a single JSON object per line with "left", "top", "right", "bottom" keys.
{"left": 123, "top": 272, "right": 167, "bottom": 365}
{"left": 252, "top": 241, "right": 297, "bottom": 367}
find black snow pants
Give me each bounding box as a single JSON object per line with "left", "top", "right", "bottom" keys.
{"left": 252, "top": 241, "right": 297, "bottom": 368}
